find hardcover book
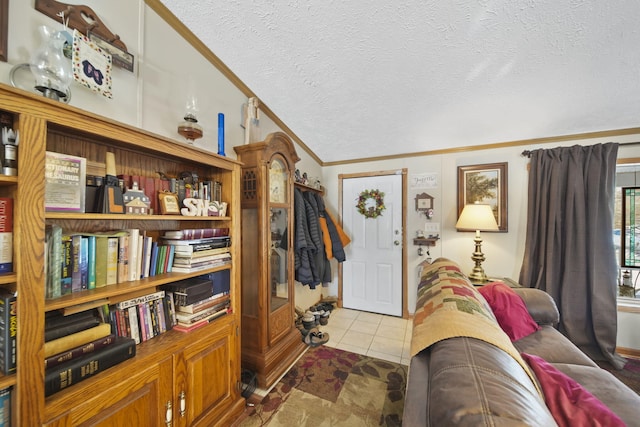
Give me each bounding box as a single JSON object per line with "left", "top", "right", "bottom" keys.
{"left": 60, "top": 234, "right": 73, "bottom": 295}
{"left": 70, "top": 235, "right": 82, "bottom": 293}
{"left": 106, "top": 237, "right": 119, "bottom": 285}
{"left": 0, "top": 289, "right": 16, "bottom": 375}
{"left": 0, "top": 198, "right": 12, "bottom": 274}
{"left": 45, "top": 224, "right": 62, "bottom": 299}
{"left": 0, "top": 387, "right": 10, "bottom": 427}
{"left": 44, "top": 323, "right": 111, "bottom": 358}
{"left": 44, "top": 314, "right": 100, "bottom": 342}
{"left": 44, "top": 336, "right": 136, "bottom": 397}
{"left": 45, "top": 151, "right": 87, "bottom": 213}
{"left": 45, "top": 333, "right": 117, "bottom": 370}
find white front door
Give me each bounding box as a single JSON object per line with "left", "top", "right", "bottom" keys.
{"left": 341, "top": 172, "right": 404, "bottom": 316}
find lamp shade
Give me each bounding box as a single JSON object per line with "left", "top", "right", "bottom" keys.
{"left": 456, "top": 203, "right": 499, "bottom": 231}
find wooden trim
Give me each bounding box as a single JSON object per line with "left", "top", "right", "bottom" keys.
{"left": 616, "top": 346, "right": 640, "bottom": 360}
{"left": 143, "top": 0, "right": 322, "bottom": 165}
{"left": 0, "top": 0, "right": 7, "bottom": 62}
{"left": 147, "top": 1, "right": 640, "bottom": 167}
{"left": 338, "top": 169, "right": 409, "bottom": 319}
{"left": 324, "top": 127, "right": 640, "bottom": 167}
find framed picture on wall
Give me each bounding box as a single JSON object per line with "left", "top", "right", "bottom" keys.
{"left": 457, "top": 162, "right": 508, "bottom": 232}
{"left": 0, "top": 0, "right": 7, "bottom": 62}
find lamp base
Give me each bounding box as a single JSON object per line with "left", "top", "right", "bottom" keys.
{"left": 468, "top": 269, "right": 488, "bottom": 283}
{"left": 468, "top": 230, "right": 489, "bottom": 284}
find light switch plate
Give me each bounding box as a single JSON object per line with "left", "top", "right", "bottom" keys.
{"left": 425, "top": 223, "right": 440, "bottom": 233}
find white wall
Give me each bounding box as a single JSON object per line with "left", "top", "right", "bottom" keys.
{"left": 5, "top": 1, "right": 639, "bottom": 347}
{"left": 1, "top": 0, "right": 325, "bottom": 310}
{"left": 322, "top": 138, "right": 640, "bottom": 321}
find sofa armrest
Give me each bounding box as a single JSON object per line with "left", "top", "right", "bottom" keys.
{"left": 512, "top": 288, "right": 559, "bottom": 327}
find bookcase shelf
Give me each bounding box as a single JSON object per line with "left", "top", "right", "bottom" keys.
{"left": 0, "top": 84, "right": 244, "bottom": 426}
{"left": 0, "top": 273, "right": 16, "bottom": 285}
{"left": 0, "top": 176, "right": 17, "bottom": 186}
{"left": 45, "top": 213, "right": 231, "bottom": 221}
{"left": 44, "top": 265, "right": 232, "bottom": 312}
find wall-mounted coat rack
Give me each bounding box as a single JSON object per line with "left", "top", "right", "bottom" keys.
{"left": 35, "top": 0, "right": 127, "bottom": 52}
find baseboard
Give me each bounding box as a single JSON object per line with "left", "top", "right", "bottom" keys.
{"left": 616, "top": 346, "right": 640, "bottom": 360}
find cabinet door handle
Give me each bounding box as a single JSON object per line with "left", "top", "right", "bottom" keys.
{"left": 165, "top": 401, "right": 172, "bottom": 426}
{"left": 179, "top": 390, "right": 186, "bottom": 417}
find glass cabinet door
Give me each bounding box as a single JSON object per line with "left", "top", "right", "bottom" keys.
{"left": 269, "top": 158, "right": 287, "bottom": 204}
{"left": 270, "top": 207, "right": 288, "bottom": 312}
{"left": 268, "top": 157, "right": 290, "bottom": 312}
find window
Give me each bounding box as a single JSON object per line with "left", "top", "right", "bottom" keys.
{"left": 616, "top": 162, "right": 640, "bottom": 299}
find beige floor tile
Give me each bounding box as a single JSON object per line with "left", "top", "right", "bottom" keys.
{"left": 340, "top": 329, "right": 374, "bottom": 349}
{"left": 327, "top": 315, "right": 354, "bottom": 330}
{"left": 380, "top": 316, "right": 407, "bottom": 330}
{"left": 376, "top": 324, "right": 405, "bottom": 340}
{"left": 349, "top": 319, "right": 379, "bottom": 335}
{"left": 335, "top": 341, "right": 368, "bottom": 355}
{"left": 401, "top": 339, "right": 412, "bottom": 359}
{"left": 320, "top": 324, "right": 347, "bottom": 344}
{"left": 356, "top": 311, "right": 383, "bottom": 325}
{"left": 331, "top": 308, "right": 360, "bottom": 319}
{"left": 367, "top": 349, "right": 402, "bottom": 364}
{"left": 369, "top": 335, "right": 404, "bottom": 357}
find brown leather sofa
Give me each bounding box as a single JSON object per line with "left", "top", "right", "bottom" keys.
{"left": 403, "top": 262, "right": 640, "bottom": 426}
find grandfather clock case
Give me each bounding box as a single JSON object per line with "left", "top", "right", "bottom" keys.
{"left": 234, "top": 132, "right": 307, "bottom": 388}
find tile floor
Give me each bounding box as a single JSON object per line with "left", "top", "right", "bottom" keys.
{"left": 319, "top": 307, "right": 412, "bottom": 366}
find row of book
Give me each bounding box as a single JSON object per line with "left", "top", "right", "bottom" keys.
{"left": 104, "top": 291, "right": 175, "bottom": 344}
{"left": 0, "top": 266, "right": 232, "bottom": 397}
{"left": 44, "top": 227, "right": 231, "bottom": 299}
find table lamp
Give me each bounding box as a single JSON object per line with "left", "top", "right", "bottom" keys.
{"left": 456, "top": 203, "right": 499, "bottom": 282}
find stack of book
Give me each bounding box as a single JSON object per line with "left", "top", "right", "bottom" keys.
{"left": 105, "top": 291, "right": 176, "bottom": 344}
{"left": 162, "top": 229, "right": 231, "bottom": 273}
{"left": 43, "top": 309, "right": 136, "bottom": 397}
{"left": 163, "top": 269, "right": 231, "bottom": 333}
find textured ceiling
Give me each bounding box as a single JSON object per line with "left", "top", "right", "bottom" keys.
{"left": 158, "top": 1, "right": 640, "bottom": 163}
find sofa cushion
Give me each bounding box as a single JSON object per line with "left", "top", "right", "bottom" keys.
{"left": 551, "top": 362, "right": 640, "bottom": 427}
{"left": 514, "top": 326, "right": 598, "bottom": 367}
{"left": 407, "top": 337, "right": 555, "bottom": 426}
{"left": 512, "top": 287, "right": 560, "bottom": 326}
{"left": 478, "top": 282, "right": 540, "bottom": 341}
{"left": 522, "top": 353, "right": 625, "bottom": 427}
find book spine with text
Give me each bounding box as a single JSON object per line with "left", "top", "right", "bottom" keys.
{"left": 44, "top": 333, "right": 117, "bottom": 369}
{"left": 0, "top": 198, "right": 12, "bottom": 274}
{"left": 44, "top": 323, "right": 111, "bottom": 358}
{"left": 0, "top": 290, "right": 16, "bottom": 375}
{"left": 44, "top": 336, "right": 136, "bottom": 397}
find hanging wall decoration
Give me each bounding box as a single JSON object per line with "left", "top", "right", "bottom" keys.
{"left": 72, "top": 29, "right": 113, "bottom": 99}
{"left": 356, "top": 189, "right": 385, "bottom": 219}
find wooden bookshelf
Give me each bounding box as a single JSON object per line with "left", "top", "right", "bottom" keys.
{"left": 0, "top": 83, "right": 244, "bottom": 426}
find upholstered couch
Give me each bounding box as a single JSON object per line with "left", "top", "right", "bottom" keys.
{"left": 403, "top": 258, "right": 640, "bottom": 426}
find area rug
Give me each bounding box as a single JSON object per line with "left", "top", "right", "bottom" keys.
{"left": 597, "top": 357, "right": 640, "bottom": 394}
{"left": 239, "top": 345, "right": 408, "bottom": 426}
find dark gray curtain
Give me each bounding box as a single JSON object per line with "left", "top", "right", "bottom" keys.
{"left": 519, "top": 143, "right": 625, "bottom": 369}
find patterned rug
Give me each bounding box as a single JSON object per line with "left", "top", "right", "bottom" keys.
{"left": 238, "top": 345, "right": 408, "bottom": 426}
{"left": 597, "top": 357, "right": 640, "bottom": 394}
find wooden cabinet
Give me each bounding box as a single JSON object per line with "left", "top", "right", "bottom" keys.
{"left": 0, "top": 84, "right": 244, "bottom": 426}
{"left": 234, "top": 132, "right": 307, "bottom": 389}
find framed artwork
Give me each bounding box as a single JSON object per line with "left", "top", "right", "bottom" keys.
{"left": 457, "top": 162, "right": 508, "bottom": 232}
{"left": 0, "top": 0, "right": 7, "bottom": 62}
